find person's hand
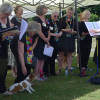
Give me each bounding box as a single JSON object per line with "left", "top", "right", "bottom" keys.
{"left": 62, "top": 29, "right": 72, "bottom": 33}
{"left": 46, "top": 44, "right": 50, "bottom": 47}
{"left": 82, "top": 32, "right": 89, "bottom": 36}
{"left": 71, "top": 30, "right": 77, "bottom": 34}
{"left": 59, "top": 31, "right": 63, "bottom": 36}
{"left": 45, "top": 37, "right": 50, "bottom": 45}
{"left": 48, "top": 30, "right": 52, "bottom": 36}
{"left": 56, "top": 32, "right": 63, "bottom": 38}
{"left": 89, "top": 29, "right": 98, "bottom": 34}
{"left": 22, "top": 66, "right": 27, "bottom": 76}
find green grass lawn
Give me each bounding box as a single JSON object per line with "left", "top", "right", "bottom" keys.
{"left": 0, "top": 57, "right": 100, "bottom": 100}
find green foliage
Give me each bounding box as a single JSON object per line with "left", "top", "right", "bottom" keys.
{"left": 89, "top": 5, "right": 100, "bottom": 16}
{"left": 62, "top": 10, "right": 66, "bottom": 16}
{"left": 45, "top": 14, "right": 51, "bottom": 20}
{"left": 89, "top": 13, "right": 99, "bottom": 21}
{"left": 27, "top": 17, "right": 34, "bottom": 22}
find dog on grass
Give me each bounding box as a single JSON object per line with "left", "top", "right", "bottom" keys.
{"left": 8, "top": 73, "right": 35, "bottom": 94}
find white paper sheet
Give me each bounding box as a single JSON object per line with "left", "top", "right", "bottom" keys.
{"left": 19, "top": 19, "right": 28, "bottom": 40}
{"left": 85, "top": 21, "right": 100, "bottom": 36}
{"left": 43, "top": 44, "right": 54, "bottom": 57}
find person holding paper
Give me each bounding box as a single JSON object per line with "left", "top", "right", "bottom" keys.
{"left": 43, "top": 11, "right": 62, "bottom": 76}
{"left": 78, "top": 10, "right": 92, "bottom": 77}
{"left": 0, "top": 3, "right": 13, "bottom": 94}
{"left": 33, "top": 5, "right": 50, "bottom": 80}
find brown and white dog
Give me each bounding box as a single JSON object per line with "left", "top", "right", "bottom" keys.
{"left": 8, "top": 73, "right": 35, "bottom": 94}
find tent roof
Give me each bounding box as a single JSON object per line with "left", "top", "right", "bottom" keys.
{"left": 1, "top": 0, "right": 100, "bottom": 18}
{"left": 1, "top": 0, "right": 100, "bottom": 8}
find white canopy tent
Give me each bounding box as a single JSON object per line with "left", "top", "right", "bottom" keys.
{"left": 0, "top": 0, "right": 100, "bottom": 18}
{"left": 1, "top": 0, "right": 100, "bottom": 7}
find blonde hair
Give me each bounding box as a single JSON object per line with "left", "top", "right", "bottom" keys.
{"left": 80, "top": 10, "right": 91, "bottom": 20}
{"left": 51, "top": 11, "right": 59, "bottom": 15}
{"left": 0, "top": 2, "right": 13, "bottom": 14}
{"left": 27, "top": 21, "right": 41, "bottom": 32}
{"left": 66, "top": 7, "right": 74, "bottom": 12}
{"left": 36, "top": 5, "right": 47, "bottom": 16}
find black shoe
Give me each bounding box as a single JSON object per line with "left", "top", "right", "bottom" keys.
{"left": 0, "top": 89, "right": 6, "bottom": 94}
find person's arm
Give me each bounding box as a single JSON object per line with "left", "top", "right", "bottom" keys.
{"left": 38, "top": 31, "right": 50, "bottom": 44}
{"left": 48, "top": 31, "right": 63, "bottom": 38}
{"left": 61, "top": 29, "right": 77, "bottom": 34}
{"left": 18, "top": 40, "right": 27, "bottom": 75}
{"left": 32, "top": 37, "right": 39, "bottom": 50}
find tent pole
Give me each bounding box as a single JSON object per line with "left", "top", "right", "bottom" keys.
{"left": 59, "top": 3, "right": 62, "bottom": 18}
{"left": 2, "top": 0, "right": 4, "bottom": 4}
{"left": 74, "top": 0, "right": 81, "bottom": 72}
{"left": 32, "top": 0, "right": 34, "bottom": 5}
{"left": 74, "top": 0, "right": 79, "bottom": 35}
{"left": 63, "top": 0, "right": 64, "bottom": 8}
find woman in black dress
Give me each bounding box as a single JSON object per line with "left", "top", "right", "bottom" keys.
{"left": 33, "top": 5, "right": 50, "bottom": 80}
{"left": 78, "top": 10, "right": 92, "bottom": 77}
{"left": 59, "top": 7, "right": 76, "bottom": 73}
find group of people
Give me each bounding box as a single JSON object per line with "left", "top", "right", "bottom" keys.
{"left": 0, "top": 2, "right": 99, "bottom": 95}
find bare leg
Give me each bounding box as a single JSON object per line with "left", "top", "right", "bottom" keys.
{"left": 39, "top": 60, "right": 44, "bottom": 78}
{"left": 56, "top": 52, "right": 64, "bottom": 74}
{"left": 67, "top": 52, "right": 72, "bottom": 70}
{"left": 35, "top": 59, "right": 44, "bottom": 78}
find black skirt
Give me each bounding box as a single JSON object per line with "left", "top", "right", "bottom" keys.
{"left": 58, "top": 36, "right": 75, "bottom": 54}
{"left": 33, "top": 38, "right": 46, "bottom": 60}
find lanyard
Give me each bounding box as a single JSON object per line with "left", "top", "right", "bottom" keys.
{"left": 66, "top": 16, "right": 72, "bottom": 30}
{"left": 26, "top": 34, "right": 33, "bottom": 64}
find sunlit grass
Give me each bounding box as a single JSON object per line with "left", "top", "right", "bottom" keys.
{"left": 0, "top": 56, "right": 100, "bottom": 100}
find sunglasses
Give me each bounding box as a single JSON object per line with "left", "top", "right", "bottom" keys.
{"left": 54, "top": 15, "right": 58, "bottom": 18}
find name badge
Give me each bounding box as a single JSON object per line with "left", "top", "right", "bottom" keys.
{"left": 1, "top": 24, "right": 7, "bottom": 28}
{"left": 50, "top": 26, "right": 53, "bottom": 30}
{"left": 42, "top": 23, "right": 46, "bottom": 27}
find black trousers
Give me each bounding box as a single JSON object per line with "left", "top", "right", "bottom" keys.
{"left": 43, "top": 42, "right": 58, "bottom": 76}
{"left": 93, "top": 38, "right": 100, "bottom": 67}
{"left": 79, "top": 40, "right": 92, "bottom": 69}
{"left": 0, "top": 59, "right": 8, "bottom": 93}
{"left": 43, "top": 57, "right": 56, "bottom": 76}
